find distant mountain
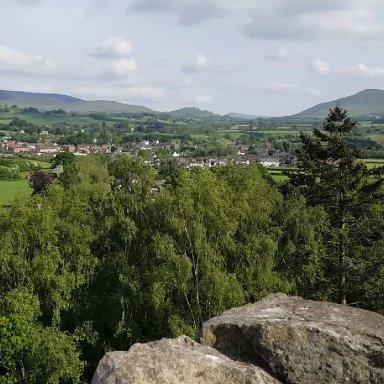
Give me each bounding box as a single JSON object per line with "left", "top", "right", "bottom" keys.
{"left": 226, "top": 112, "right": 259, "bottom": 120}
{"left": 169, "top": 107, "right": 218, "bottom": 119}
{"left": 0, "top": 89, "right": 155, "bottom": 114}
{"left": 296, "top": 89, "right": 384, "bottom": 117}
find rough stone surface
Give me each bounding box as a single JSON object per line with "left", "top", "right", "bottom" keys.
{"left": 92, "top": 335, "right": 281, "bottom": 384}
{"left": 201, "top": 293, "right": 384, "bottom": 384}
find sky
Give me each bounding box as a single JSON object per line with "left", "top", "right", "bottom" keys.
{"left": 1, "top": 0, "right": 384, "bottom": 116}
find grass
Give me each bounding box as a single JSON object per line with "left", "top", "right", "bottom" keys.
{"left": 31, "top": 160, "right": 51, "bottom": 169}
{"left": 217, "top": 129, "right": 243, "bottom": 133}
{"left": 362, "top": 158, "right": 384, "bottom": 169}
{"left": 18, "top": 114, "right": 95, "bottom": 126}
{"left": 270, "top": 174, "right": 288, "bottom": 182}
{"left": 265, "top": 165, "right": 298, "bottom": 183}
{"left": 229, "top": 125, "right": 249, "bottom": 129}
{"left": 0, "top": 111, "right": 98, "bottom": 126}
{"left": 0, "top": 157, "right": 51, "bottom": 205}
{"left": 255, "top": 130, "right": 302, "bottom": 135}
{"left": 0, "top": 179, "right": 30, "bottom": 205}
{"left": 217, "top": 131, "right": 243, "bottom": 139}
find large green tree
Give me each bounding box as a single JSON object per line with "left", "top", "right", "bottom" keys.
{"left": 290, "top": 106, "right": 384, "bottom": 305}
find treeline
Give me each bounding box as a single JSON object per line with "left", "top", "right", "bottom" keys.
{"left": 0, "top": 158, "right": 42, "bottom": 180}
{"left": 1, "top": 107, "right": 384, "bottom": 383}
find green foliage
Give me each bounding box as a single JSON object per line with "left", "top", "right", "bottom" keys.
{"left": 0, "top": 186, "right": 97, "bottom": 326}
{"left": 0, "top": 167, "right": 20, "bottom": 180}
{"left": 58, "top": 155, "right": 111, "bottom": 198}
{"left": 290, "top": 106, "right": 384, "bottom": 304}
{"left": 52, "top": 152, "right": 75, "bottom": 169}
{"left": 0, "top": 180, "right": 29, "bottom": 206}
{"left": 0, "top": 315, "right": 82, "bottom": 384}
{"left": 1, "top": 142, "right": 384, "bottom": 382}
{"left": 274, "top": 191, "right": 328, "bottom": 299}
{"left": 28, "top": 171, "right": 53, "bottom": 195}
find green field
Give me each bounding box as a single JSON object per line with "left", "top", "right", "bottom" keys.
{"left": 255, "top": 130, "right": 302, "bottom": 135}
{"left": 362, "top": 158, "right": 384, "bottom": 169}
{"left": 265, "top": 166, "right": 297, "bottom": 183}
{"left": 269, "top": 173, "right": 288, "bottom": 182}
{"left": 0, "top": 111, "right": 98, "bottom": 127}
{"left": 0, "top": 157, "right": 51, "bottom": 205}
{"left": 15, "top": 114, "right": 96, "bottom": 126}
{"left": 0, "top": 179, "right": 30, "bottom": 205}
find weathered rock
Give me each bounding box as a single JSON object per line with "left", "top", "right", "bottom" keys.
{"left": 201, "top": 293, "right": 384, "bottom": 384}
{"left": 92, "top": 335, "right": 280, "bottom": 384}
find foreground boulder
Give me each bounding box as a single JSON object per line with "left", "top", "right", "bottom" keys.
{"left": 201, "top": 293, "right": 384, "bottom": 384}
{"left": 92, "top": 335, "right": 280, "bottom": 384}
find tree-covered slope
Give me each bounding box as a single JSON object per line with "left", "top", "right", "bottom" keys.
{"left": 169, "top": 107, "right": 218, "bottom": 119}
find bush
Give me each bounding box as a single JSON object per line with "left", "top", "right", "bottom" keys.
{"left": 0, "top": 166, "right": 20, "bottom": 180}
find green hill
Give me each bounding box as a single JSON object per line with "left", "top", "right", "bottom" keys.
{"left": 296, "top": 89, "right": 384, "bottom": 118}
{"left": 169, "top": 107, "right": 218, "bottom": 119}
{"left": 0, "top": 89, "right": 155, "bottom": 114}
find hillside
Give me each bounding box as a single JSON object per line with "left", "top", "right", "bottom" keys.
{"left": 169, "top": 107, "right": 218, "bottom": 119}
{"left": 226, "top": 112, "right": 258, "bottom": 120}
{"left": 0, "top": 89, "right": 155, "bottom": 114}
{"left": 296, "top": 89, "right": 384, "bottom": 117}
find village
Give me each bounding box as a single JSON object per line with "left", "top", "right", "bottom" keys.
{"left": 0, "top": 136, "right": 297, "bottom": 170}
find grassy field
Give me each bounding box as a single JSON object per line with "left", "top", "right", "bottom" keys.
{"left": 0, "top": 179, "right": 29, "bottom": 205}
{"left": 30, "top": 160, "right": 51, "bottom": 169}
{"left": 0, "top": 110, "right": 98, "bottom": 126}
{"left": 269, "top": 173, "right": 288, "bottom": 182}
{"left": 265, "top": 166, "right": 297, "bottom": 183}
{"left": 217, "top": 130, "right": 243, "bottom": 139}
{"left": 256, "top": 130, "right": 302, "bottom": 135}
{"left": 362, "top": 158, "right": 384, "bottom": 169}
{"left": 230, "top": 125, "right": 249, "bottom": 130}
{"left": 0, "top": 157, "right": 52, "bottom": 205}
{"left": 17, "top": 114, "right": 96, "bottom": 126}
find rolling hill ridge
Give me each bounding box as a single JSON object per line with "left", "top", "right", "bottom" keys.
{"left": 0, "top": 89, "right": 155, "bottom": 114}
{"left": 2, "top": 88, "right": 384, "bottom": 119}
{"left": 296, "top": 89, "right": 384, "bottom": 117}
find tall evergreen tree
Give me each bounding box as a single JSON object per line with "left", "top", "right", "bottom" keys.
{"left": 290, "top": 106, "right": 384, "bottom": 305}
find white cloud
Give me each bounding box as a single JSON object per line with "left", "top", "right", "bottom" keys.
{"left": 0, "top": 46, "right": 53, "bottom": 74}
{"left": 313, "top": 58, "right": 331, "bottom": 74}
{"left": 11, "top": 0, "right": 42, "bottom": 5}
{"left": 74, "top": 84, "right": 165, "bottom": 102}
{"left": 244, "top": 2, "right": 384, "bottom": 41}
{"left": 111, "top": 59, "right": 138, "bottom": 76}
{"left": 132, "top": 0, "right": 227, "bottom": 25}
{"left": 351, "top": 63, "right": 384, "bottom": 78}
{"left": 266, "top": 47, "right": 288, "bottom": 61}
{"left": 157, "top": 75, "right": 192, "bottom": 90}
{"left": 130, "top": 86, "right": 165, "bottom": 98}
{"left": 312, "top": 59, "right": 384, "bottom": 78}
{"left": 186, "top": 94, "right": 212, "bottom": 103}
{"left": 182, "top": 53, "right": 208, "bottom": 73}
{"left": 267, "top": 83, "right": 320, "bottom": 96}
{"left": 269, "top": 83, "right": 300, "bottom": 91}
{"left": 23, "top": 84, "right": 55, "bottom": 93}
{"left": 129, "top": 0, "right": 382, "bottom": 36}
{"left": 130, "top": 0, "right": 384, "bottom": 42}
{"left": 91, "top": 37, "right": 133, "bottom": 59}
{"left": 300, "top": 9, "right": 380, "bottom": 35}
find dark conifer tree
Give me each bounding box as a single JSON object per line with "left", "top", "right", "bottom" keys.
{"left": 290, "top": 106, "right": 384, "bottom": 305}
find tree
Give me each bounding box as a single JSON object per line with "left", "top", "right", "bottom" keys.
{"left": 28, "top": 170, "right": 53, "bottom": 195}
{"left": 52, "top": 152, "right": 75, "bottom": 168}
{"left": 290, "top": 106, "right": 384, "bottom": 305}
{"left": 0, "top": 315, "right": 82, "bottom": 383}
{"left": 274, "top": 190, "right": 328, "bottom": 299}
